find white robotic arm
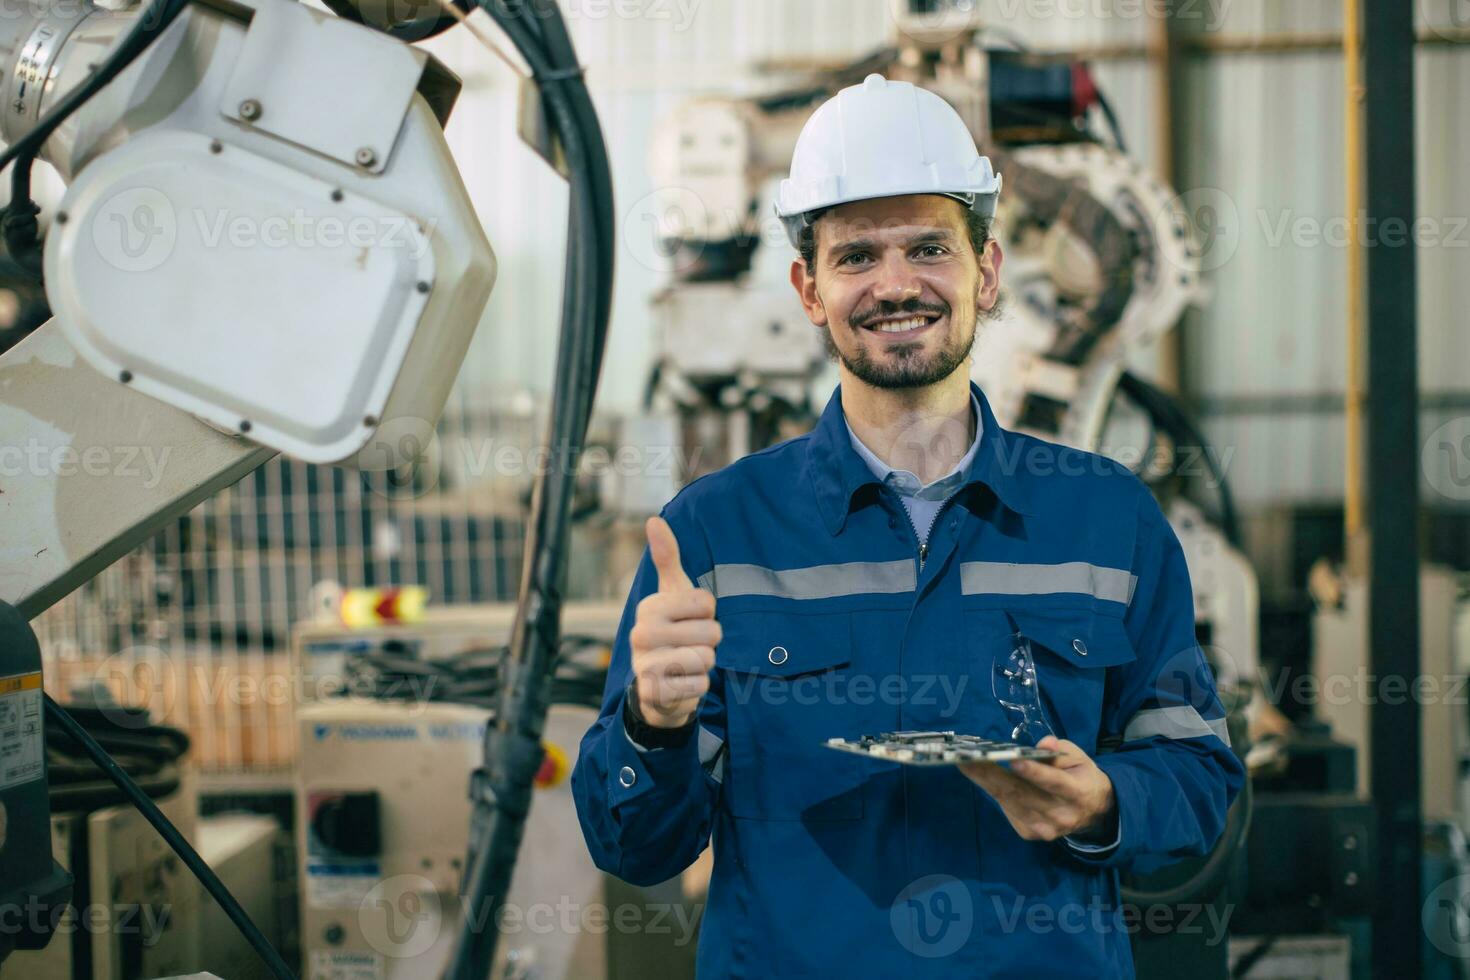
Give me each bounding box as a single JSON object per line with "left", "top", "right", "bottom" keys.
{"left": 0, "top": 0, "right": 495, "bottom": 617}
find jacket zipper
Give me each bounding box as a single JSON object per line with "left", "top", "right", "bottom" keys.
{"left": 905, "top": 497, "right": 956, "bottom": 572}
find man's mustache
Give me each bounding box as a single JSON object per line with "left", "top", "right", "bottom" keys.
{"left": 849, "top": 299, "right": 950, "bottom": 328}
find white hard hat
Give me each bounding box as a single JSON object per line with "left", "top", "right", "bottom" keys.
{"left": 774, "top": 73, "right": 1002, "bottom": 250}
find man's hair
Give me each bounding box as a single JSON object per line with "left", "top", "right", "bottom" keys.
{"left": 796, "top": 204, "right": 993, "bottom": 274}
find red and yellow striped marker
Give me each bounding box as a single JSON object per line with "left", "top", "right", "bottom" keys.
{"left": 339, "top": 586, "right": 429, "bottom": 628}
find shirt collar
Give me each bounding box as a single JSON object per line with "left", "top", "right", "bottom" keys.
{"left": 844, "top": 392, "right": 984, "bottom": 502}
{"left": 804, "top": 381, "right": 1037, "bottom": 535}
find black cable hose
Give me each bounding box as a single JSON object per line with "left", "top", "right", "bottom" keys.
{"left": 1120, "top": 771, "right": 1252, "bottom": 911}
{"left": 43, "top": 695, "right": 297, "bottom": 980}
{"left": 47, "top": 765, "right": 182, "bottom": 813}
{"left": 342, "top": 636, "right": 609, "bottom": 710}
{"left": 1116, "top": 370, "right": 1242, "bottom": 549}
{"left": 446, "top": 3, "right": 613, "bottom": 977}
{"left": 2, "top": 0, "right": 194, "bottom": 275}
{"left": 389, "top": 10, "right": 463, "bottom": 42}
{"left": 1092, "top": 85, "right": 1128, "bottom": 154}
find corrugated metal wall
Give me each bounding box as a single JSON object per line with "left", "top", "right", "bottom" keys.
{"left": 1180, "top": 1, "right": 1470, "bottom": 506}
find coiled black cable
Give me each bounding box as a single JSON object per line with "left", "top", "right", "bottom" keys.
{"left": 44, "top": 696, "right": 296, "bottom": 980}
{"left": 342, "top": 635, "right": 610, "bottom": 710}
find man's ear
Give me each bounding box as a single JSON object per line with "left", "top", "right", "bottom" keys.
{"left": 789, "top": 258, "right": 828, "bottom": 327}
{"left": 977, "top": 239, "right": 1004, "bottom": 312}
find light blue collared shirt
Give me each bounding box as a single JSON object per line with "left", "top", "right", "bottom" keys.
{"left": 843, "top": 392, "right": 984, "bottom": 547}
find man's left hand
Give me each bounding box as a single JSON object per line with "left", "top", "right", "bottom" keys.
{"left": 959, "top": 735, "right": 1116, "bottom": 843}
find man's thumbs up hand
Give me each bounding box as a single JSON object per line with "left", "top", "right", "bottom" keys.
{"left": 629, "top": 517, "right": 720, "bottom": 729}
{"left": 647, "top": 514, "right": 694, "bottom": 593}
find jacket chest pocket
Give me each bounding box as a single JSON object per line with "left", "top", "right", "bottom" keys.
{"left": 717, "top": 610, "right": 868, "bottom": 822}
{"left": 964, "top": 606, "right": 1137, "bottom": 755}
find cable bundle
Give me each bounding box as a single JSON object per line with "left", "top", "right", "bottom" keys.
{"left": 45, "top": 700, "right": 190, "bottom": 813}
{"left": 342, "top": 635, "right": 610, "bottom": 711}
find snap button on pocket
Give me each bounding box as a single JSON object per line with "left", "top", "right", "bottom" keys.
{"left": 1072, "top": 638, "right": 1088, "bottom": 656}
{"left": 619, "top": 766, "right": 636, "bottom": 788}
{"left": 768, "top": 645, "right": 789, "bottom": 665}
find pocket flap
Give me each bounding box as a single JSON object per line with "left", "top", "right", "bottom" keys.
{"left": 716, "top": 611, "right": 852, "bottom": 677}
{"left": 1007, "top": 608, "right": 1137, "bottom": 669}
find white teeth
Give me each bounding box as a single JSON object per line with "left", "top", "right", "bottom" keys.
{"left": 874, "top": 316, "right": 929, "bottom": 333}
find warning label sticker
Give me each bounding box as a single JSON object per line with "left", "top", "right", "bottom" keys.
{"left": 0, "top": 672, "right": 43, "bottom": 791}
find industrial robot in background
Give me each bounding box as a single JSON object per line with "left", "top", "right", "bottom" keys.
{"left": 643, "top": 0, "right": 1261, "bottom": 734}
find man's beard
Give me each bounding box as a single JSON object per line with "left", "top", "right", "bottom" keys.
{"left": 823, "top": 299, "right": 982, "bottom": 390}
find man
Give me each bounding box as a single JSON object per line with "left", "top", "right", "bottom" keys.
{"left": 573, "top": 74, "right": 1243, "bottom": 978}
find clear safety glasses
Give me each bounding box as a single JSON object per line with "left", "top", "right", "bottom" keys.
{"left": 991, "top": 631, "right": 1056, "bottom": 747}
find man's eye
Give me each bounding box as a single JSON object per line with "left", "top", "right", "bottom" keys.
{"left": 838, "top": 252, "right": 870, "bottom": 266}
{"left": 916, "top": 244, "right": 948, "bottom": 258}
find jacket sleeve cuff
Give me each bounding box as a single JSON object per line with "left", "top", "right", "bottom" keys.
{"left": 606, "top": 688, "right": 702, "bottom": 811}
{"left": 1063, "top": 806, "right": 1121, "bottom": 858}
{"left": 622, "top": 680, "right": 698, "bottom": 750}
{"left": 1062, "top": 760, "right": 1138, "bottom": 866}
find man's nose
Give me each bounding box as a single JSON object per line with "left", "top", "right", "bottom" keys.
{"left": 870, "top": 253, "right": 922, "bottom": 304}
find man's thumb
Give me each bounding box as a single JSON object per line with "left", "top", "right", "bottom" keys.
{"left": 647, "top": 516, "right": 693, "bottom": 592}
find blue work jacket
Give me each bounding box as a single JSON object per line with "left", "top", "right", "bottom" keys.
{"left": 573, "top": 382, "right": 1245, "bottom": 978}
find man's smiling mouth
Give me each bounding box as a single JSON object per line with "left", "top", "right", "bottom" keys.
{"left": 859, "top": 312, "right": 943, "bottom": 335}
